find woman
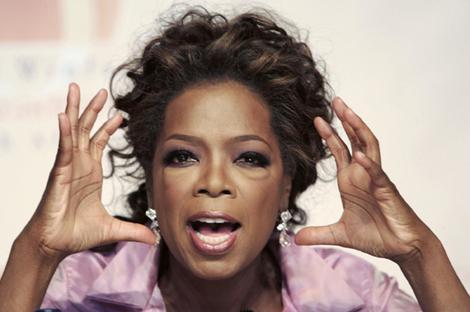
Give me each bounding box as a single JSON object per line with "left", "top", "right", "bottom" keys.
{"left": 1, "top": 7, "right": 469, "bottom": 311}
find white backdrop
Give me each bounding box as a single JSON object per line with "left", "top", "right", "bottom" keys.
{"left": 1, "top": 0, "right": 469, "bottom": 300}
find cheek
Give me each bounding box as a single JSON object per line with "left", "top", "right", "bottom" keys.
{"left": 161, "top": 170, "right": 194, "bottom": 201}
{"left": 240, "top": 176, "right": 284, "bottom": 234}
{"left": 152, "top": 169, "right": 196, "bottom": 230}
{"left": 155, "top": 168, "right": 197, "bottom": 201}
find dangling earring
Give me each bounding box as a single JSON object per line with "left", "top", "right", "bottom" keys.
{"left": 145, "top": 207, "right": 161, "bottom": 245}
{"left": 277, "top": 210, "right": 292, "bottom": 247}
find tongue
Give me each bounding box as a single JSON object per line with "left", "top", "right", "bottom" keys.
{"left": 198, "top": 223, "right": 233, "bottom": 236}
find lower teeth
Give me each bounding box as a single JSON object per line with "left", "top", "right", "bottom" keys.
{"left": 195, "top": 232, "right": 230, "bottom": 245}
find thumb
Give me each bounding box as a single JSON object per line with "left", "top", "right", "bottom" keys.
{"left": 109, "top": 219, "right": 157, "bottom": 245}
{"left": 295, "top": 223, "right": 348, "bottom": 247}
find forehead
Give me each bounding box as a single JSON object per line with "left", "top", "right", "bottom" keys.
{"left": 162, "top": 81, "right": 276, "bottom": 142}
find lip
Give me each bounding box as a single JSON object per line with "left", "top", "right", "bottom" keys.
{"left": 186, "top": 211, "right": 241, "bottom": 256}
{"left": 187, "top": 211, "right": 241, "bottom": 224}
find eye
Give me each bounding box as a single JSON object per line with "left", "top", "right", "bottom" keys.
{"left": 163, "top": 149, "right": 198, "bottom": 167}
{"left": 236, "top": 152, "right": 270, "bottom": 168}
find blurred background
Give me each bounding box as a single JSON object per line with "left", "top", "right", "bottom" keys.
{"left": 1, "top": 0, "right": 469, "bottom": 299}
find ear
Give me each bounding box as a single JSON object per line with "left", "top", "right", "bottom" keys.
{"left": 280, "top": 174, "right": 292, "bottom": 211}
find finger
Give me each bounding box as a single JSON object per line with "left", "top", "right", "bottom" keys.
{"left": 332, "top": 98, "right": 363, "bottom": 155}
{"left": 354, "top": 151, "right": 392, "bottom": 189}
{"left": 331, "top": 97, "right": 348, "bottom": 120}
{"left": 334, "top": 98, "right": 381, "bottom": 164}
{"left": 314, "top": 116, "right": 351, "bottom": 170}
{"left": 77, "top": 89, "right": 107, "bottom": 151}
{"left": 53, "top": 113, "right": 73, "bottom": 169}
{"left": 353, "top": 151, "right": 415, "bottom": 217}
{"left": 295, "top": 223, "right": 350, "bottom": 247}
{"left": 65, "top": 83, "right": 81, "bottom": 150}
{"left": 90, "top": 113, "right": 123, "bottom": 161}
{"left": 109, "top": 219, "right": 157, "bottom": 245}
{"left": 344, "top": 121, "right": 365, "bottom": 154}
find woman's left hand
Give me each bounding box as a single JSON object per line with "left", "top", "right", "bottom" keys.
{"left": 295, "top": 97, "right": 435, "bottom": 264}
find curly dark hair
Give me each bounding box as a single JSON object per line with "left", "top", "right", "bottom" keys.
{"left": 107, "top": 6, "right": 333, "bottom": 231}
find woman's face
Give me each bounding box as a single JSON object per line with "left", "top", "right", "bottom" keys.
{"left": 151, "top": 80, "right": 291, "bottom": 280}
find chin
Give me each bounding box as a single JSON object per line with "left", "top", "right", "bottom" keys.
{"left": 175, "top": 242, "right": 245, "bottom": 279}
{"left": 190, "top": 259, "right": 241, "bottom": 280}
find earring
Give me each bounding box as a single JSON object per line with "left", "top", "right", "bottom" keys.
{"left": 145, "top": 207, "right": 161, "bottom": 245}
{"left": 276, "top": 210, "right": 292, "bottom": 247}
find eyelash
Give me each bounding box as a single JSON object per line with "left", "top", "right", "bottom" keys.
{"left": 162, "top": 150, "right": 270, "bottom": 168}
{"left": 237, "top": 151, "right": 270, "bottom": 167}
{"left": 163, "top": 149, "right": 197, "bottom": 167}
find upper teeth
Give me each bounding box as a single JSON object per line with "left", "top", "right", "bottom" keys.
{"left": 195, "top": 218, "right": 229, "bottom": 224}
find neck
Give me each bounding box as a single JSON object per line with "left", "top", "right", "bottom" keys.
{"left": 158, "top": 245, "right": 282, "bottom": 312}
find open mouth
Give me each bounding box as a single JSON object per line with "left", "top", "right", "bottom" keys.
{"left": 189, "top": 218, "right": 241, "bottom": 234}
{"left": 186, "top": 215, "right": 242, "bottom": 255}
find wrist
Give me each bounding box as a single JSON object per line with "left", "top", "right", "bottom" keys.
{"left": 397, "top": 232, "right": 470, "bottom": 311}
{"left": 0, "top": 230, "right": 63, "bottom": 311}
{"left": 15, "top": 226, "right": 66, "bottom": 267}
{"left": 397, "top": 235, "right": 442, "bottom": 270}
{"left": 391, "top": 223, "right": 441, "bottom": 268}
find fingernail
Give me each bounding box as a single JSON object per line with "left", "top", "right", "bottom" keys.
{"left": 314, "top": 116, "right": 328, "bottom": 131}
{"left": 112, "top": 111, "right": 122, "bottom": 119}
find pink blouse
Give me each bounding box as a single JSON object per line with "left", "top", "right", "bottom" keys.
{"left": 40, "top": 241, "right": 421, "bottom": 311}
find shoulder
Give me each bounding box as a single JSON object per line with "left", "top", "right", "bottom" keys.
{"left": 281, "top": 245, "right": 421, "bottom": 311}
{"left": 317, "top": 247, "right": 422, "bottom": 311}
{"left": 40, "top": 241, "right": 157, "bottom": 311}
{"left": 313, "top": 246, "right": 380, "bottom": 288}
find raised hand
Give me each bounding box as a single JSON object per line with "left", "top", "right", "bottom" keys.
{"left": 295, "top": 97, "right": 435, "bottom": 264}
{"left": 23, "top": 83, "right": 155, "bottom": 260}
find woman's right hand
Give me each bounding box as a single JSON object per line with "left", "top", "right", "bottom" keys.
{"left": 22, "top": 83, "right": 155, "bottom": 261}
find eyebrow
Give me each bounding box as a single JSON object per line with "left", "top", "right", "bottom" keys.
{"left": 164, "top": 133, "right": 272, "bottom": 150}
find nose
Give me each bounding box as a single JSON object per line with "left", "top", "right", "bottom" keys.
{"left": 194, "top": 160, "right": 235, "bottom": 198}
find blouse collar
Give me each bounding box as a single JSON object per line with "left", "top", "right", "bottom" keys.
{"left": 83, "top": 241, "right": 364, "bottom": 311}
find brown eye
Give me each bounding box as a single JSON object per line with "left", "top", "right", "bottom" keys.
{"left": 236, "top": 152, "right": 270, "bottom": 167}
{"left": 163, "top": 150, "right": 198, "bottom": 167}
